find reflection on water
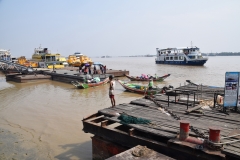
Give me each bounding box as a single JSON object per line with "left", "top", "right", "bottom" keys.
{"left": 0, "top": 56, "right": 240, "bottom": 159}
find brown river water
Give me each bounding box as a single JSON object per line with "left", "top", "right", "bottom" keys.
{"left": 0, "top": 56, "right": 240, "bottom": 159}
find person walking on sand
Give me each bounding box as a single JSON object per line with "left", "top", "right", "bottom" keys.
{"left": 109, "top": 75, "right": 115, "bottom": 107}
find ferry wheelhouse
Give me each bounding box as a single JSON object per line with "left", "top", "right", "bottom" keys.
{"left": 155, "top": 46, "right": 208, "bottom": 65}
{"left": 32, "top": 46, "right": 67, "bottom": 68}
{"left": 0, "top": 49, "right": 11, "bottom": 61}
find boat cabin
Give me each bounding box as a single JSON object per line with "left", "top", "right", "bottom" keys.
{"left": 155, "top": 46, "right": 208, "bottom": 65}
{"left": 0, "top": 49, "right": 11, "bottom": 61}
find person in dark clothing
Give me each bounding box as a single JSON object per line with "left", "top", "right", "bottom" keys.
{"left": 104, "top": 65, "right": 106, "bottom": 74}
{"left": 93, "top": 65, "right": 96, "bottom": 74}
{"left": 88, "top": 66, "right": 91, "bottom": 74}
{"left": 100, "top": 65, "right": 104, "bottom": 74}
{"left": 79, "top": 66, "right": 82, "bottom": 73}
{"left": 84, "top": 67, "right": 87, "bottom": 75}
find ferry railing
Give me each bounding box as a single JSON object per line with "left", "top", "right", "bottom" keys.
{"left": 0, "top": 59, "right": 32, "bottom": 73}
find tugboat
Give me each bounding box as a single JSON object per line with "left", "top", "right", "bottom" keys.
{"left": 155, "top": 45, "right": 208, "bottom": 65}
{"left": 31, "top": 46, "right": 67, "bottom": 68}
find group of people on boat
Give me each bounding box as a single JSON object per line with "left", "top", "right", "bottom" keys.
{"left": 79, "top": 64, "right": 107, "bottom": 75}
{"left": 86, "top": 77, "right": 101, "bottom": 83}
{"left": 137, "top": 74, "right": 158, "bottom": 80}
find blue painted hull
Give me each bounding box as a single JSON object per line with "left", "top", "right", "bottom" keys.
{"left": 155, "top": 60, "right": 207, "bottom": 66}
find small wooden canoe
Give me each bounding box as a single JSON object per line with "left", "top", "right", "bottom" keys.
{"left": 125, "top": 74, "right": 170, "bottom": 81}
{"left": 118, "top": 80, "right": 163, "bottom": 95}
{"left": 71, "top": 77, "right": 109, "bottom": 89}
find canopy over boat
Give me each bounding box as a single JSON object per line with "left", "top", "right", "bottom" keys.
{"left": 125, "top": 74, "right": 170, "bottom": 81}
{"left": 118, "top": 80, "right": 163, "bottom": 95}
{"left": 93, "top": 62, "right": 103, "bottom": 65}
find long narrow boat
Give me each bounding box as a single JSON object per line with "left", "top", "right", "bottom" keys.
{"left": 71, "top": 77, "right": 109, "bottom": 89}
{"left": 118, "top": 80, "right": 163, "bottom": 95}
{"left": 125, "top": 74, "right": 170, "bottom": 81}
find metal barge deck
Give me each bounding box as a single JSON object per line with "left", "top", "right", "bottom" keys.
{"left": 4, "top": 68, "right": 129, "bottom": 83}
{"left": 82, "top": 84, "right": 240, "bottom": 160}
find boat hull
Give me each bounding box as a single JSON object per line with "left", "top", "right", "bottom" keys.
{"left": 155, "top": 59, "right": 207, "bottom": 66}
{"left": 118, "top": 80, "right": 162, "bottom": 95}
{"left": 125, "top": 74, "right": 170, "bottom": 81}
{"left": 71, "top": 77, "right": 109, "bottom": 89}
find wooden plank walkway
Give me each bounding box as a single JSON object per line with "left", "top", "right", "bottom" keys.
{"left": 97, "top": 84, "right": 240, "bottom": 159}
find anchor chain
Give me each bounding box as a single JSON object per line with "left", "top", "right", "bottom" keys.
{"left": 145, "top": 96, "right": 208, "bottom": 139}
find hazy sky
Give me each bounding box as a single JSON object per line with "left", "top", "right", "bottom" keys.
{"left": 0, "top": 0, "right": 240, "bottom": 58}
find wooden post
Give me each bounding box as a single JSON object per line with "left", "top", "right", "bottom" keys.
{"left": 175, "top": 90, "right": 177, "bottom": 103}
{"left": 213, "top": 93, "right": 216, "bottom": 108}
{"left": 193, "top": 92, "right": 195, "bottom": 107}
{"left": 168, "top": 95, "right": 169, "bottom": 107}
{"left": 197, "top": 85, "right": 198, "bottom": 100}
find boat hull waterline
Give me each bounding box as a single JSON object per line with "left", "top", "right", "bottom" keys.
{"left": 125, "top": 74, "right": 170, "bottom": 81}
{"left": 118, "top": 80, "right": 163, "bottom": 95}
{"left": 71, "top": 77, "right": 109, "bottom": 89}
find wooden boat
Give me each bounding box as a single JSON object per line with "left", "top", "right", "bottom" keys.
{"left": 125, "top": 74, "right": 170, "bottom": 81}
{"left": 118, "top": 80, "right": 163, "bottom": 95}
{"left": 71, "top": 77, "right": 109, "bottom": 89}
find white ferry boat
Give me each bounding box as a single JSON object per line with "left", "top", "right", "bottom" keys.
{"left": 155, "top": 46, "right": 208, "bottom": 65}
{"left": 0, "top": 49, "right": 11, "bottom": 61}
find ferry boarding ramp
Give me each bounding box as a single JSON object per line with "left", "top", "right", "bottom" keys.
{"left": 0, "top": 58, "right": 34, "bottom": 73}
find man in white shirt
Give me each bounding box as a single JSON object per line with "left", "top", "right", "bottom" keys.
{"left": 109, "top": 75, "right": 115, "bottom": 107}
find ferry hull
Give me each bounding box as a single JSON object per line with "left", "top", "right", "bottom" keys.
{"left": 155, "top": 60, "right": 207, "bottom": 66}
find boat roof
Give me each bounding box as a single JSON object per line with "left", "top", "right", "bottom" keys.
{"left": 0, "top": 49, "right": 10, "bottom": 52}
{"left": 74, "top": 52, "right": 83, "bottom": 56}
{"left": 158, "top": 46, "right": 199, "bottom": 51}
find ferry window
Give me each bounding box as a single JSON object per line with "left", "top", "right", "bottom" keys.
{"left": 166, "top": 57, "right": 169, "bottom": 60}
{"left": 179, "top": 56, "right": 183, "bottom": 60}
{"left": 170, "top": 57, "right": 173, "bottom": 60}
{"left": 193, "top": 49, "right": 195, "bottom": 51}
{"left": 174, "top": 56, "right": 178, "bottom": 60}
{"left": 167, "top": 51, "right": 171, "bottom": 54}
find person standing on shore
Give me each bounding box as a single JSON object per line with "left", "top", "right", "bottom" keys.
{"left": 88, "top": 66, "right": 91, "bottom": 75}
{"left": 93, "top": 65, "right": 96, "bottom": 74}
{"left": 100, "top": 65, "right": 104, "bottom": 74}
{"left": 109, "top": 75, "right": 115, "bottom": 107}
{"left": 104, "top": 65, "right": 106, "bottom": 74}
